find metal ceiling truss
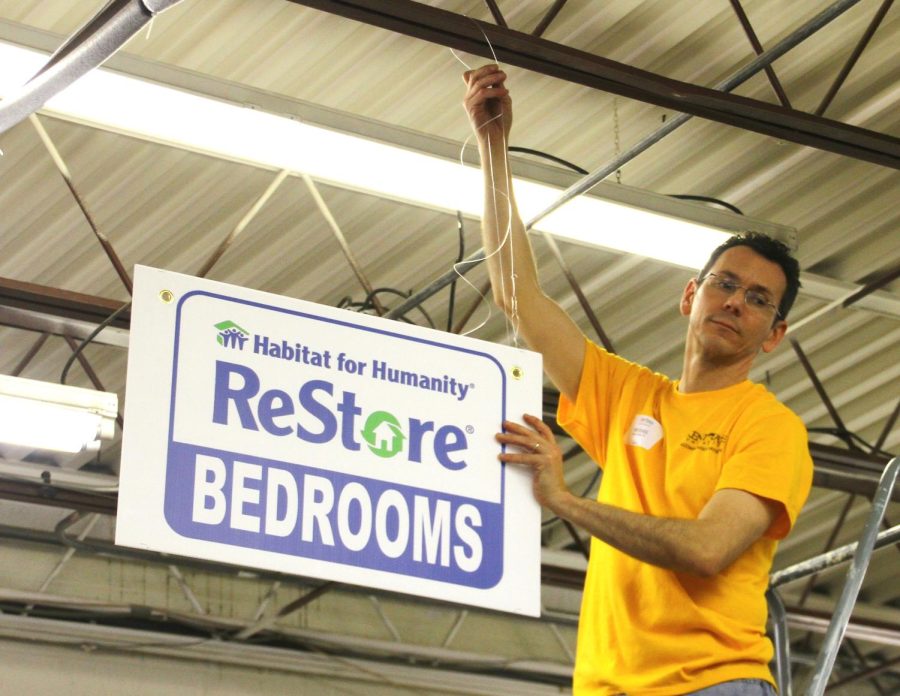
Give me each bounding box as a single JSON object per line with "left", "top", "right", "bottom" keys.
{"left": 28, "top": 115, "right": 134, "bottom": 295}
{"left": 1, "top": 517, "right": 899, "bottom": 686}
{"left": 1, "top": 0, "right": 898, "bottom": 689}
{"left": 815, "top": 0, "right": 896, "bottom": 117}
{"left": 0, "top": 0, "right": 185, "bottom": 135}
{"left": 3, "top": 0, "right": 897, "bottom": 166}
{"left": 382, "top": 0, "right": 897, "bottom": 321}
{"left": 0, "top": 606, "right": 572, "bottom": 695}
{"left": 728, "top": 0, "right": 793, "bottom": 109}
{"left": 285, "top": 0, "right": 900, "bottom": 169}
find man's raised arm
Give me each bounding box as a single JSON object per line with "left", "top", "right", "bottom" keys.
{"left": 463, "top": 65, "right": 585, "bottom": 402}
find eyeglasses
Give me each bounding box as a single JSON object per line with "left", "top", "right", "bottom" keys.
{"left": 700, "top": 273, "right": 782, "bottom": 318}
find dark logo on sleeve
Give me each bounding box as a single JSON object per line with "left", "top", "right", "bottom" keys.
{"left": 680, "top": 431, "right": 727, "bottom": 453}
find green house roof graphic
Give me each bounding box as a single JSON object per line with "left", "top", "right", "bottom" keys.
{"left": 362, "top": 412, "right": 405, "bottom": 458}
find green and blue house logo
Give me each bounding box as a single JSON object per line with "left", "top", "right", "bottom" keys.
{"left": 215, "top": 320, "right": 249, "bottom": 349}
{"left": 361, "top": 411, "right": 406, "bottom": 458}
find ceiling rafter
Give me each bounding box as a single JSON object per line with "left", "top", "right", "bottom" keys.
{"left": 284, "top": 0, "right": 900, "bottom": 168}
{"left": 0, "top": 2, "right": 896, "bottom": 690}
{"left": 727, "top": 0, "right": 793, "bottom": 108}
{"left": 816, "top": 0, "right": 896, "bottom": 116}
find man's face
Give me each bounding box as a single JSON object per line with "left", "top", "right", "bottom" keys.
{"left": 681, "top": 245, "right": 788, "bottom": 365}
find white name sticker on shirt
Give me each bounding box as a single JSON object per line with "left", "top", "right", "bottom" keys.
{"left": 627, "top": 415, "right": 663, "bottom": 450}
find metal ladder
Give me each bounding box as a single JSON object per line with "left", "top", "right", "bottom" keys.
{"left": 767, "top": 456, "right": 899, "bottom": 695}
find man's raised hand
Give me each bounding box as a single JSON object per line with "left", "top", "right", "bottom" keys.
{"left": 463, "top": 64, "right": 512, "bottom": 142}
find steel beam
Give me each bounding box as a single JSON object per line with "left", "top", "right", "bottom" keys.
{"left": 0, "top": 0, "right": 184, "bottom": 135}
{"left": 482, "top": 0, "right": 507, "bottom": 28}
{"left": 0, "top": 278, "right": 130, "bottom": 328}
{"left": 807, "top": 442, "right": 900, "bottom": 503}
{"left": 532, "top": 0, "right": 568, "bottom": 38}
{"left": 790, "top": 338, "right": 850, "bottom": 434}
{"left": 379, "top": 0, "right": 893, "bottom": 321}
{"left": 0, "top": 277, "right": 130, "bottom": 347}
{"left": 11, "top": 333, "right": 50, "bottom": 376}
{"left": 728, "top": 0, "right": 792, "bottom": 108}
{"left": 197, "top": 170, "right": 291, "bottom": 279}
{"left": 285, "top": 0, "right": 899, "bottom": 168}
{"left": 233, "top": 582, "right": 335, "bottom": 640}
{"left": 301, "top": 174, "right": 387, "bottom": 315}
{"left": 815, "top": 0, "right": 895, "bottom": 117}
{"left": 842, "top": 263, "right": 900, "bottom": 309}
{"left": 783, "top": 607, "right": 900, "bottom": 649}
{"left": 826, "top": 655, "right": 900, "bottom": 689}
{"left": 0, "top": 479, "right": 116, "bottom": 516}
{"left": 29, "top": 115, "right": 133, "bottom": 295}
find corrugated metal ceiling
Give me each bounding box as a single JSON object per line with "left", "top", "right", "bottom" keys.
{"left": 0, "top": 0, "right": 897, "bottom": 692}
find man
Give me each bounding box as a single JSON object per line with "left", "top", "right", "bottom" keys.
{"left": 464, "top": 64, "right": 813, "bottom": 695}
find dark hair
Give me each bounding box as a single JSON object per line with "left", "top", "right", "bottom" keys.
{"left": 698, "top": 232, "right": 801, "bottom": 320}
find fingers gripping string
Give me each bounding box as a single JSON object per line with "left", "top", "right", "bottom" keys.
{"left": 451, "top": 30, "right": 520, "bottom": 345}
{"left": 449, "top": 48, "right": 473, "bottom": 71}
{"left": 474, "top": 19, "right": 521, "bottom": 345}
{"left": 450, "top": 55, "right": 519, "bottom": 347}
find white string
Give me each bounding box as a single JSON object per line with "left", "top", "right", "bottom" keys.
{"left": 447, "top": 24, "right": 521, "bottom": 346}
{"left": 450, "top": 114, "right": 520, "bottom": 344}
{"left": 449, "top": 48, "right": 473, "bottom": 71}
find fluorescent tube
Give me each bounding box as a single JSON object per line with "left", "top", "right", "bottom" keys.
{"left": 1, "top": 41, "right": 757, "bottom": 268}
{"left": 0, "top": 375, "right": 118, "bottom": 453}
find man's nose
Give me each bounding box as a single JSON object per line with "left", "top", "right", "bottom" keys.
{"left": 722, "top": 293, "right": 744, "bottom": 314}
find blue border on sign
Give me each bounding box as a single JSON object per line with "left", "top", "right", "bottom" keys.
{"left": 164, "top": 290, "right": 510, "bottom": 589}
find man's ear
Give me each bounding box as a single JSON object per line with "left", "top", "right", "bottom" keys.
{"left": 762, "top": 319, "right": 788, "bottom": 353}
{"left": 680, "top": 278, "right": 699, "bottom": 317}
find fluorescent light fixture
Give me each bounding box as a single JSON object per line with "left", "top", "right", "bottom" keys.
{"left": 0, "top": 375, "right": 118, "bottom": 453}
{"left": 0, "top": 41, "right": 792, "bottom": 270}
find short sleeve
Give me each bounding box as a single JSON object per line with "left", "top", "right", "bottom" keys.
{"left": 557, "top": 339, "right": 616, "bottom": 464}
{"left": 716, "top": 409, "right": 813, "bottom": 539}
{"left": 557, "top": 339, "right": 660, "bottom": 467}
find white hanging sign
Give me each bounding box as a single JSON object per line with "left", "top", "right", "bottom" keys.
{"left": 117, "top": 266, "right": 542, "bottom": 616}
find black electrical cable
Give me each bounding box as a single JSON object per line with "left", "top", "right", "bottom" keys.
{"left": 338, "top": 287, "right": 437, "bottom": 329}
{"left": 806, "top": 426, "right": 863, "bottom": 452}
{"left": 447, "top": 211, "right": 466, "bottom": 332}
{"left": 667, "top": 194, "right": 745, "bottom": 216}
{"left": 60, "top": 300, "right": 131, "bottom": 385}
{"left": 808, "top": 427, "right": 896, "bottom": 459}
{"left": 508, "top": 146, "right": 589, "bottom": 175}
{"left": 509, "top": 146, "right": 746, "bottom": 218}
{"left": 366, "top": 287, "right": 437, "bottom": 329}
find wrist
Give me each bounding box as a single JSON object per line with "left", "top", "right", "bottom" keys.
{"left": 546, "top": 488, "right": 577, "bottom": 519}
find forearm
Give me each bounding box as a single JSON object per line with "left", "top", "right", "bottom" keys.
{"left": 499, "top": 421, "right": 778, "bottom": 579}
{"left": 477, "top": 133, "right": 586, "bottom": 398}
{"left": 465, "top": 65, "right": 586, "bottom": 398}
{"left": 550, "top": 492, "right": 722, "bottom": 577}
{"left": 477, "top": 133, "right": 542, "bottom": 314}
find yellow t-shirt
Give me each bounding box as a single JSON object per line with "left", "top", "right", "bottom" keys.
{"left": 557, "top": 340, "right": 813, "bottom": 696}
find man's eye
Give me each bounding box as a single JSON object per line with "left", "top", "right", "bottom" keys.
{"left": 719, "top": 280, "right": 739, "bottom": 291}
{"left": 747, "top": 294, "right": 769, "bottom": 308}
